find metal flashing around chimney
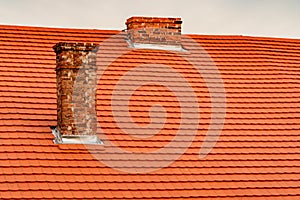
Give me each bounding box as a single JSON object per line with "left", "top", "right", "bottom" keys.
{"left": 50, "top": 126, "right": 103, "bottom": 145}
{"left": 126, "top": 40, "right": 187, "bottom": 52}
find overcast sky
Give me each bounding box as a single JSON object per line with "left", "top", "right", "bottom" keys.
{"left": 0, "top": 0, "right": 299, "bottom": 39}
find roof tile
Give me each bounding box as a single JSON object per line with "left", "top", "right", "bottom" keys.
{"left": 0, "top": 23, "right": 299, "bottom": 199}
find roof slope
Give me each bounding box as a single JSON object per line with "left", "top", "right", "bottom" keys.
{"left": 0, "top": 24, "right": 300, "bottom": 199}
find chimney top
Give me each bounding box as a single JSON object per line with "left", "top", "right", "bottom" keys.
{"left": 126, "top": 16, "right": 182, "bottom": 26}
{"left": 53, "top": 42, "right": 97, "bottom": 54}
{"left": 125, "top": 16, "right": 183, "bottom": 50}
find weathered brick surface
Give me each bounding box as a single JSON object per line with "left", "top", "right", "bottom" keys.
{"left": 53, "top": 42, "right": 98, "bottom": 136}
{"left": 126, "top": 17, "right": 182, "bottom": 46}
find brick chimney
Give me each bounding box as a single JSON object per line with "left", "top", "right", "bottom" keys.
{"left": 52, "top": 42, "right": 101, "bottom": 144}
{"left": 125, "top": 16, "right": 182, "bottom": 49}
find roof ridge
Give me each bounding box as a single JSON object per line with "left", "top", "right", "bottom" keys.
{"left": 187, "top": 34, "right": 300, "bottom": 42}
{"left": 1, "top": 24, "right": 299, "bottom": 42}
{"left": 0, "top": 23, "right": 119, "bottom": 34}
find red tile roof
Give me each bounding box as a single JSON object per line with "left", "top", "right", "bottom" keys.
{"left": 0, "top": 24, "right": 300, "bottom": 199}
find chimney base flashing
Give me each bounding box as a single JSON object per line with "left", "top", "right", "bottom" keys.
{"left": 127, "top": 41, "right": 187, "bottom": 52}
{"left": 51, "top": 126, "right": 103, "bottom": 145}
{"left": 59, "top": 135, "right": 103, "bottom": 145}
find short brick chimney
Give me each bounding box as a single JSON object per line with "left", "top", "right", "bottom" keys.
{"left": 52, "top": 42, "right": 101, "bottom": 144}
{"left": 125, "top": 16, "right": 182, "bottom": 49}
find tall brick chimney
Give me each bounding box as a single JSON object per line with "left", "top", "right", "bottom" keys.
{"left": 125, "top": 16, "right": 183, "bottom": 49}
{"left": 52, "top": 42, "right": 101, "bottom": 144}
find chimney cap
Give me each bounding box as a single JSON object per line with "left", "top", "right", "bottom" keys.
{"left": 53, "top": 42, "right": 98, "bottom": 53}
{"left": 126, "top": 16, "right": 182, "bottom": 25}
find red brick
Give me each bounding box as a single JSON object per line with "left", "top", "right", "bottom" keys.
{"left": 126, "top": 16, "right": 182, "bottom": 47}
{"left": 53, "top": 42, "right": 98, "bottom": 136}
